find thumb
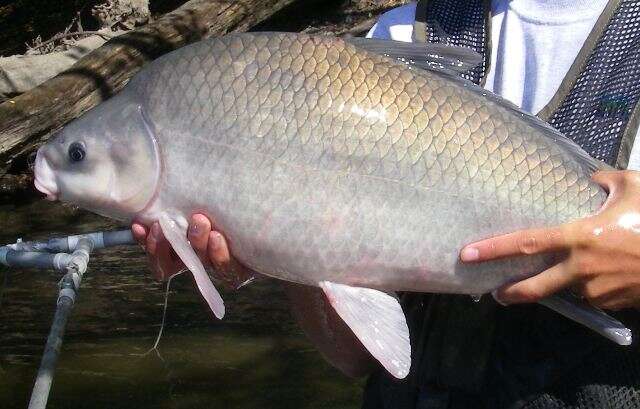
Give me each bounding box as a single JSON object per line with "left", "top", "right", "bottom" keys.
{"left": 591, "top": 170, "right": 627, "bottom": 213}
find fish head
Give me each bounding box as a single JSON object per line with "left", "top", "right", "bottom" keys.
{"left": 34, "top": 94, "right": 160, "bottom": 221}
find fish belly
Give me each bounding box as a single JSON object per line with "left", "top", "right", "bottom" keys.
{"left": 158, "top": 140, "right": 558, "bottom": 295}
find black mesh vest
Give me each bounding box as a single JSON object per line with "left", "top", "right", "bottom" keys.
{"left": 362, "top": 1, "right": 640, "bottom": 408}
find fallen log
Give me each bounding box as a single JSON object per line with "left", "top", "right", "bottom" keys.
{"left": 0, "top": 0, "right": 297, "bottom": 175}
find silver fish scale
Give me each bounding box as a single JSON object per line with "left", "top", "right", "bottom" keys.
{"left": 127, "top": 32, "right": 606, "bottom": 292}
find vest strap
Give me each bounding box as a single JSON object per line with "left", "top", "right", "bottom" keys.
{"left": 619, "top": 97, "right": 640, "bottom": 168}
{"left": 413, "top": 0, "right": 428, "bottom": 44}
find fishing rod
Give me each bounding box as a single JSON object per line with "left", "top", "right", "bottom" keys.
{"left": 0, "top": 230, "right": 136, "bottom": 409}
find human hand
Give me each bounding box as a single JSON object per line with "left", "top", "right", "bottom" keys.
{"left": 131, "top": 214, "right": 255, "bottom": 288}
{"left": 460, "top": 170, "right": 640, "bottom": 310}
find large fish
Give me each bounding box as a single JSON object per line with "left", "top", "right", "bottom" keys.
{"left": 33, "top": 32, "right": 631, "bottom": 379}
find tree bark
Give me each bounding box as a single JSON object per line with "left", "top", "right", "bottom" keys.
{"left": 0, "top": 0, "right": 297, "bottom": 175}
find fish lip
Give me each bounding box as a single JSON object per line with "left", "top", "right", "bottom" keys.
{"left": 34, "top": 177, "right": 58, "bottom": 201}
{"left": 33, "top": 149, "right": 59, "bottom": 201}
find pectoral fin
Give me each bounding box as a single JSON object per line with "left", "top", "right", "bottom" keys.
{"left": 158, "top": 212, "right": 225, "bottom": 319}
{"left": 319, "top": 281, "right": 411, "bottom": 378}
{"left": 538, "top": 291, "right": 631, "bottom": 345}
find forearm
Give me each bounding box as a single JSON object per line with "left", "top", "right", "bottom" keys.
{"left": 282, "top": 281, "right": 376, "bottom": 378}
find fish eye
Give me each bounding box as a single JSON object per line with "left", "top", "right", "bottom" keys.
{"left": 68, "top": 142, "right": 86, "bottom": 163}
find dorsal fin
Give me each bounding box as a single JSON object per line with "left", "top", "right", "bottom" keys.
{"left": 345, "top": 37, "right": 482, "bottom": 75}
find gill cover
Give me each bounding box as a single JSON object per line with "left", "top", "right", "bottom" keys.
{"left": 105, "top": 102, "right": 161, "bottom": 212}
{"left": 36, "top": 92, "right": 160, "bottom": 221}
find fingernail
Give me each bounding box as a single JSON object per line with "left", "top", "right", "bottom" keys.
{"left": 131, "top": 224, "right": 145, "bottom": 242}
{"left": 491, "top": 290, "right": 509, "bottom": 306}
{"left": 189, "top": 221, "right": 200, "bottom": 236}
{"left": 151, "top": 223, "right": 162, "bottom": 239}
{"left": 460, "top": 247, "right": 479, "bottom": 262}
{"left": 211, "top": 232, "right": 222, "bottom": 250}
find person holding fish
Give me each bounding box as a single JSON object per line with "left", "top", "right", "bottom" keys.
{"left": 30, "top": 0, "right": 640, "bottom": 407}
{"left": 130, "top": 0, "right": 640, "bottom": 408}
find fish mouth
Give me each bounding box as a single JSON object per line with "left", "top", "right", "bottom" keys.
{"left": 34, "top": 178, "right": 58, "bottom": 201}
{"left": 33, "top": 149, "right": 59, "bottom": 201}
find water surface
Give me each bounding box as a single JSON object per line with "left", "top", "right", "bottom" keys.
{"left": 0, "top": 197, "right": 363, "bottom": 408}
